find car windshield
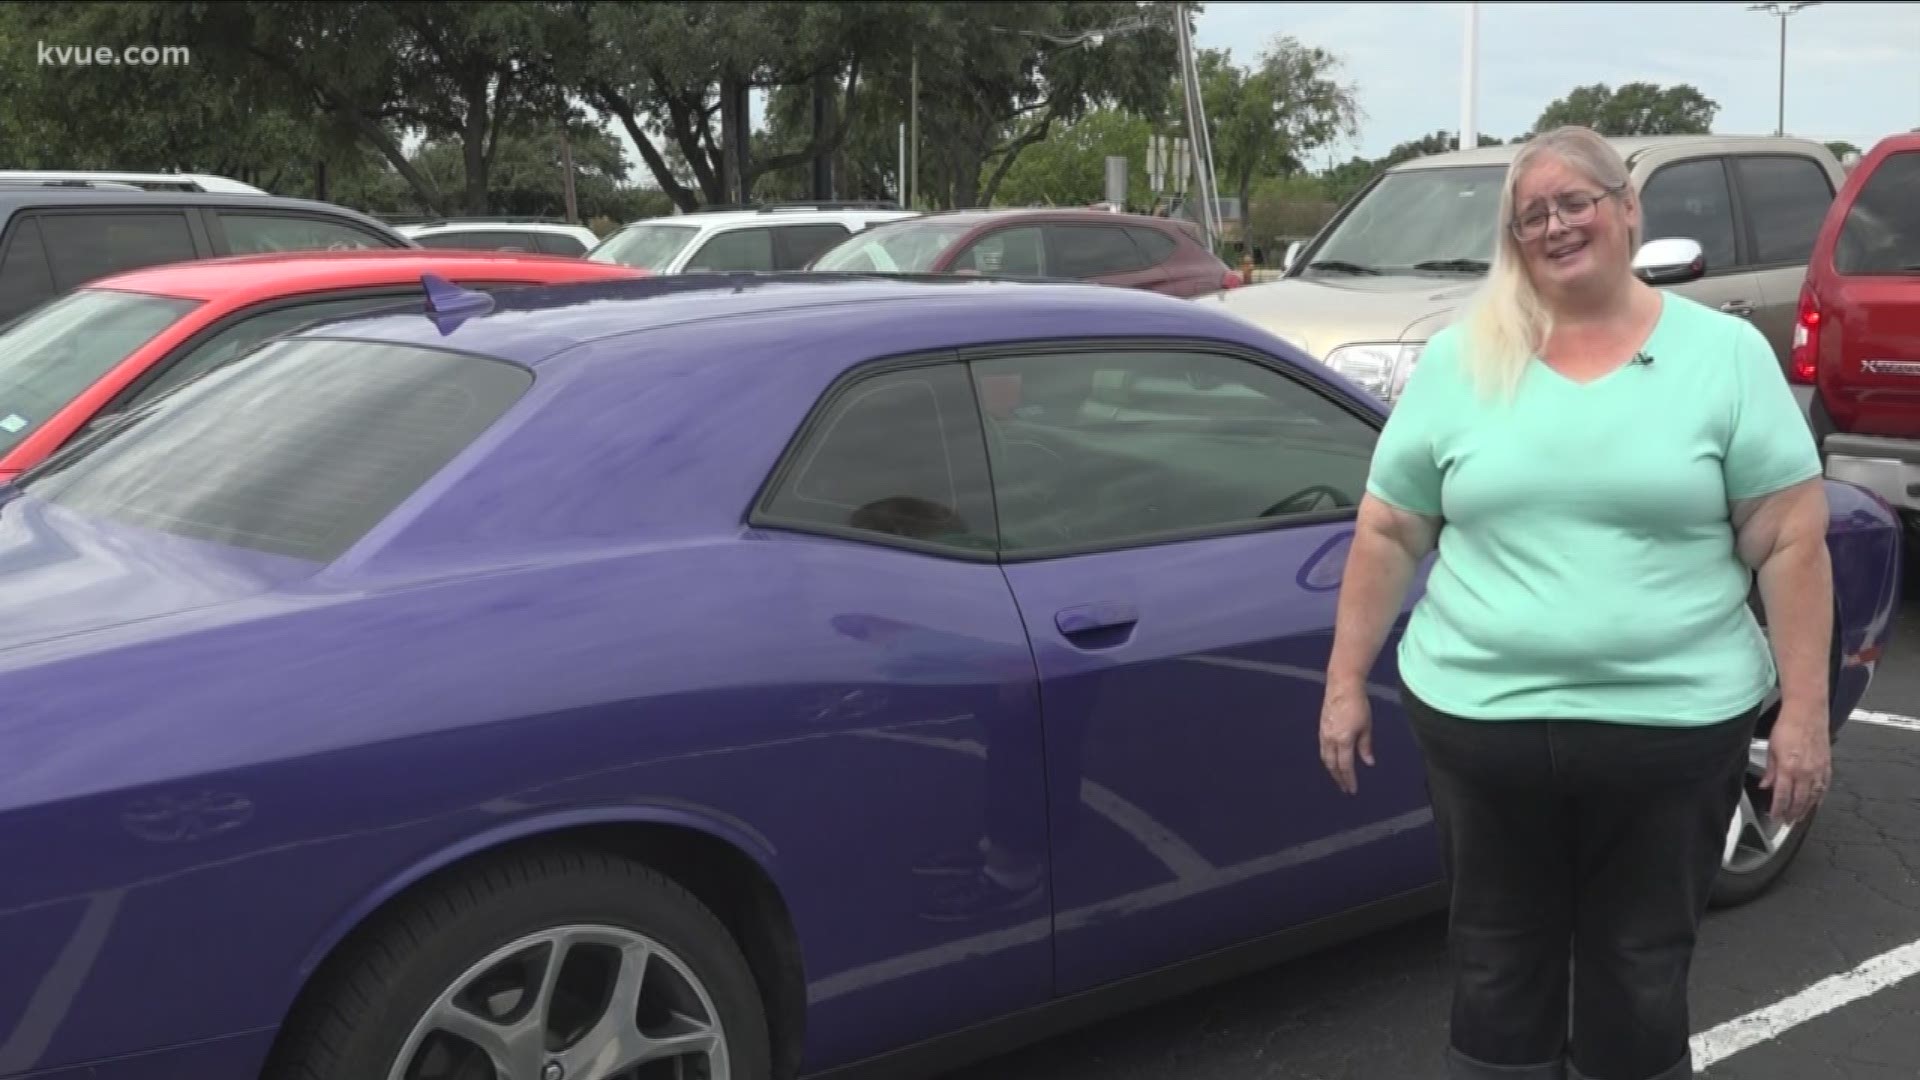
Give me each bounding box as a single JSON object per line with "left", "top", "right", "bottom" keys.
{"left": 810, "top": 220, "right": 977, "bottom": 272}
{"left": 1302, "top": 165, "right": 1508, "bottom": 277}
{"left": 19, "top": 337, "right": 531, "bottom": 562}
{"left": 0, "top": 289, "right": 201, "bottom": 456}
{"left": 588, "top": 223, "right": 698, "bottom": 271}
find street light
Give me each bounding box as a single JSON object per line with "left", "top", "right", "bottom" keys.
{"left": 1748, "top": 2, "right": 1821, "bottom": 137}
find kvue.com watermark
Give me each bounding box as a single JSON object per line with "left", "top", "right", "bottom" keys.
{"left": 37, "top": 42, "right": 191, "bottom": 67}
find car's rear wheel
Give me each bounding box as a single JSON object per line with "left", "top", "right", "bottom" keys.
{"left": 1711, "top": 736, "right": 1818, "bottom": 908}
{"left": 268, "top": 849, "right": 771, "bottom": 1080}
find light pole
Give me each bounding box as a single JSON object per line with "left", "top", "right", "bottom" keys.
{"left": 1748, "top": 2, "right": 1820, "bottom": 137}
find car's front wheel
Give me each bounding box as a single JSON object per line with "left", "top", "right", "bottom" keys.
{"left": 269, "top": 849, "right": 770, "bottom": 1080}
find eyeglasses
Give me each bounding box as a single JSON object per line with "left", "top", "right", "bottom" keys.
{"left": 1509, "top": 184, "right": 1627, "bottom": 241}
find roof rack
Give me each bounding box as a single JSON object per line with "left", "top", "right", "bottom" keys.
{"left": 404, "top": 216, "right": 579, "bottom": 228}
{"left": 677, "top": 200, "right": 905, "bottom": 215}
{"left": 0, "top": 178, "right": 147, "bottom": 192}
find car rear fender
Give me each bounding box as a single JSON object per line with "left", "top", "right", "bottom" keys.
{"left": 289, "top": 803, "right": 785, "bottom": 995}
{"left": 1822, "top": 477, "right": 1903, "bottom": 733}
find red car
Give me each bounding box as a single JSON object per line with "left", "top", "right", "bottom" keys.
{"left": 1797, "top": 130, "right": 1920, "bottom": 551}
{"left": 807, "top": 208, "right": 1244, "bottom": 297}
{"left": 0, "top": 249, "right": 646, "bottom": 482}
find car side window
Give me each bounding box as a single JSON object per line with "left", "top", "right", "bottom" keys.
{"left": 1639, "top": 158, "right": 1738, "bottom": 272}
{"left": 1731, "top": 154, "right": 1834, "bottom": 266}
{"left": 37, "top": 211, "right": 199, "bottom": 291}
{"left": 1048, "top": 225, "right": 1150, "bottom": 278}
{"left": 1834, "top": 150, "right": 1920, "bottom": 275}
{"left": 125, "top": 294, "right": 415, "bottom": 410}
{"left": 216, "top": 213, "right": 397, "bottom": 253}
{"left": 534, "top": 232, "right": 589, "bottom": 257}
{"left": 0, "top": 217, "right": 56, "bottom": 324}
{"left": 685, "top": 227, "right": 775, "bottom": 271}
{"left": 951, "top": 226, "right": 1047, "bottom": 276}
{"left": 1126, "top": 227, "right": 1178, "bottom": 264}
{"left": 970, "top": 349, "right": 1379, "bottom": 553}
{"left": 414, "top": 231, "right": 536, "bottom": 252}
{"left": 774, "top": 224, "right": 851, "bottom": 269}
{"left": 759, "top": 363, "right": 997, "bottom": 553}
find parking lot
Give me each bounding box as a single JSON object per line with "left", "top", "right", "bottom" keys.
{"left": 948, "top": 593, "right": 1920, "bottom": 1080}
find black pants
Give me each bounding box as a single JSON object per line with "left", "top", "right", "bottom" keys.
{"left": 1404, "top": 689, "right": 1757, "bottom": 1080}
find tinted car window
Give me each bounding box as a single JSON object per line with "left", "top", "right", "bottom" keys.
{"left": 588, "top": 223, "right": 698, "bottom": 270}
{"left": 413, "top": 231, "right": 537, "bottom": 252}
{"left": 1732, "top": 155, "right": 1833, "bottom": 265}
{"left": 951, "top": 226, "right": 1047, "bottom": 276}
{"left": 685, "top": 228, "right": 775, "bottom": 271}
{"left": 1834, "top": 150, "right": 1920, "bottom": 275}
{"left": 216, "top": 213, "right": 394, "bottom": 254}
{"left": 777, "top": 223, "right": 852, "bottom": 269}
{"left": 970, "top": 349, "right": 1378, "bottom": 552}
{"left": 809, "top": 219, "right": 974, "bottom": 272}
{"left": 23, "top": 339, "right": 530, "bottom": 562}
{"left": 1640, "top": 158, "right": 1738, "bottom": 272}
{"left": 760, "top": 363, "right": 996, "bottom": 552}
{"left": 0, "top": 289, "right": 200, "bottom": 455}
{"left": 534, "top": 232, "right": 590, "bottom": 257}
{"left": 1127, "top": 227, "right": 1178, "bottom": 264}
{"left": 1049, "top": 225, "right": 1149, "bottom": 277}
{"left": 38, "top": 212, "right": 198, "bottom": 290}
{"left": 125, "top": 294, "right": 417, "bottom": 410}
{"left": 0, "top": 217, "right": 55, "bottom": 323}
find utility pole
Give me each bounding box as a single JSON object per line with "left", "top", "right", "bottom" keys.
{"left": 908, "top": 45, "right": 918, "bottom": 209}
{"left": 1748, "top": 2, "right": 1820, "bottom": 137}
{"left": 560, "top": 128, "right": 578, "bottom": 225}
{"left": 1460, "top": 2, "right": 1478, "bottom": 151}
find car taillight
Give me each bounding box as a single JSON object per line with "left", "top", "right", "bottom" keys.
{"left": 1221, "top": 269, "right": 1244, "bottom": 289}
{"left": 1789, "top": 286, "right": 1820, "bottom": 384}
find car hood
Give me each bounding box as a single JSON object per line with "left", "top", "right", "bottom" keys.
{"left": 0, "top": 491, "right": 312, "bottom": 658}
{"left": 1204, "top": 274, "right": 1478, "bottom": 359}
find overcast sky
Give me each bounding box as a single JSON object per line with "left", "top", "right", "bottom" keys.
{"left": 1198, "top": 1, "right": 1920, "bottom": 168}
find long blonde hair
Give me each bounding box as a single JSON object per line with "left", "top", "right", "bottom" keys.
{"left": 1458, "top": 125, "right": 1641, "bottom": 400}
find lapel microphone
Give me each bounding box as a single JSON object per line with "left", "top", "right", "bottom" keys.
{"left": 1630, "top": 351, "right": 1655, "bottom": 366}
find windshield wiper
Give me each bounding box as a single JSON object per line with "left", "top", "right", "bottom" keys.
{"left": 1411, "top": 258, "right": 1490, "bottom": 273}
{"left": 1306, "top": 259, "right": 1381, "bottom": 275}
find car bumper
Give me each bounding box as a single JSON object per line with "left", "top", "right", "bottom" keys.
{"left": 1824, "top": 432, "right": 1920, "bottom": 515}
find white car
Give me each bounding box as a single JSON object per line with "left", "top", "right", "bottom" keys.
{"left": 588, "top": 203, "right": 918, "bottom": 273}
{"left": 399, "top": 219, "right": 603, "bottom": 257}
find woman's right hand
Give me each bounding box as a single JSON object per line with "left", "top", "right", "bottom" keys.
{"left": 1319, "top": 683, "right": 1375, "bottom": 795}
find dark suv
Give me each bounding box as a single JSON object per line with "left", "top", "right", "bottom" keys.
{"left": 0, "top": 185, "right": 413, "bottom": 323}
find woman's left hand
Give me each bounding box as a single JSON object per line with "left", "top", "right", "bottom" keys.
{"left": 1761, "top": 704, "right": 1832, "bottom": 825}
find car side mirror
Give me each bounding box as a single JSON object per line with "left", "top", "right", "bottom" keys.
{"left": 1632, "top": 237, "right": 1706, "bottom": 285}
{"left": 1283, "top": 240, "right": 1305, "bottom": 273}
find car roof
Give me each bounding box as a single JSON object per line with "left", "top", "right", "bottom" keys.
{"left": 83, "top": 249, "right": 644, "bottom": 302}
{"left": 287, "top": 272, "right": 1258, "bottom": 369}
{"left": 402, "top": 220, "right": 593, "bottom": 234}
{"left": 0, "top": 187, "right": 406, "bottom": 233}
{"left": 881, "top": 207, "right": 1179, "bottom": 228}
{"left": 1387, "top": 133, "right": 1838, "bottom": 172}
{"left": 624, "top": 208, "right": 917, "bottom": 229}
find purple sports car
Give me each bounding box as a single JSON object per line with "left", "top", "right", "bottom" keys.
{"left": 0, "top": 273, "right": 1900, "bottom": 1080}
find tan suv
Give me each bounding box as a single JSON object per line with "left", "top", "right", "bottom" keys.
{"left": 1213, "top": 135, "right": 1845, "bottom": 411}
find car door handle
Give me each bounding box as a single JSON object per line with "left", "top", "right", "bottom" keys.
{"left": 1054, "top": 601, "right": 1139, "bottom": 647}
{"left": 1720, "top": 300, "right": 1755, "bottom": 318}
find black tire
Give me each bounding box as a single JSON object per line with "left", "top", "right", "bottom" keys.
{"left": 267, "top": 848, "right": 772, "bottom": 1080}
{"left": 1709, "top": 799, "right": 1818, "bottom": 909}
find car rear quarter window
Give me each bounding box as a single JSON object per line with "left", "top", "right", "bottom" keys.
{"left": 36, "top": 211, "right": 198, "bottom": 290}
{"left": 775, "top": 223, "right": 852, "bottom": 269}
{"left": 758, "top": 363, "right": 997, "bottom": 554}
{"left": 216, "top": 212, "right": 397, "bottom": 254}
{"left": 22, "top": 339, "right": 530, "bottom": 562}
{"left": 414, "top": 230, "right": 538, "bottom": 252}
{"left": 534, "top": 232, "right": 590, "bottom": 257}
{"left": 1126, "top": 227, "right": 1178, "bottom": 264}
{"left": 1834, "top": 150, "right": 1920, "bottom": 275}
{"left": 685, "top": 227, "right": 775, "bottom": 271}
{"left": 1731, "top": 154, "right": 1834, "bottom": 266}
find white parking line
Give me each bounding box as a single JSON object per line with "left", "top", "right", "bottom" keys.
{"left": 1693, "top": 936, "right": 1920, "bottom": 1067}
{"left": 1850, "top": 708, "right": 1920, "bottom": 733}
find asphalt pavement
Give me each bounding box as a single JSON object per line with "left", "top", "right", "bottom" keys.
{"left": 942, "top": 597, "right": 1920, "bottom": 1080}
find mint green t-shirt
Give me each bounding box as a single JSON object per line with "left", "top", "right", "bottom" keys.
{"left": 1365, "top": 293, "right": 1822, "bottom": 725}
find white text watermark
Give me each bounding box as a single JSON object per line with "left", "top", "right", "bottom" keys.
{"left": 37, "top": 42, "right": 191, "bottom": 67}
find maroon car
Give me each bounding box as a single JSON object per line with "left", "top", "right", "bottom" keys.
{"left": 808, "top": 207, "right": 1244, "bottom": 297}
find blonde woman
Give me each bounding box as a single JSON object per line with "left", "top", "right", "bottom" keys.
{"left": 1318, "top": 125, "right": 1833, "bottom": 1080}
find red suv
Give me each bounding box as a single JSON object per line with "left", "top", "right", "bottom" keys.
{"left": 1800, "top": 131, "right": 1920, "bottom": 545}
{"left": 807, "top": 208, "right": 1243, "bottom": 297}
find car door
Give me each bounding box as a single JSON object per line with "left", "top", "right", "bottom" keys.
{"left": 1638, "top": 155, "right": 1765, "bottom": 328}
{"left": 964, "top": 341, "right": 1440, "bottom": 995}
{"left": 32, "top": 208, "right": 205, "bottom": 293}
{"left": 1044, "top": 223, "right": 1170, "bottom": 291}
{"left": 946, "top": 225, "right": 1048, "bottom": 277}
{"left": 1726, "top": 152, "right": 1839, "bottom": 365}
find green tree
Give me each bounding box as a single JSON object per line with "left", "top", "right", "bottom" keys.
{"left": 1198, "top": 37, "right": 1360, "bottom": 230}
{"left": 1532, "top": 82, "right": 1718, "bottom": 137}
{"left": 993, "top": 108, "right": 1154, "bottom": 208}
{"left": 1319, "top": 130, "right": 1503, "bottom": 206}
{"left": 1825, "top": 140, "right": 1860, "bottom": 162}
